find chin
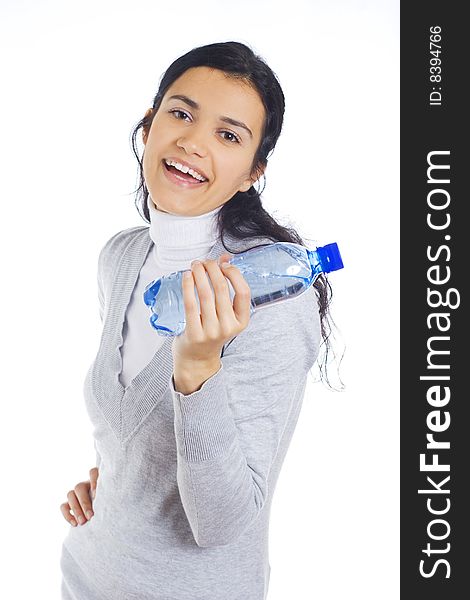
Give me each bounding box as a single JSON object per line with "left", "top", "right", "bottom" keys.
{"left": 154, "top": 200, "right": 179, "bottom": 215}
{"left": 149, "top": 196, "right": 169, "bottom": 214}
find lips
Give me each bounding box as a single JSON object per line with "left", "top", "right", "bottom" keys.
{"left": 161, "top": 159, "right": 208, "bottom": 188}
{"left": 163, "top": 157, "right": 209, "bottom": 182}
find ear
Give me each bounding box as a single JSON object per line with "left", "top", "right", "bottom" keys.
{"left": 142, "top": 108, "right": 154, "bottom": 145}
{"left": 239, "top": 162, "right": 266, "bottom": 193}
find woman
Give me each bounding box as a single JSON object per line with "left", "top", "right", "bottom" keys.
{"left": 59, "top": 40, "right": 338, "bottom": 600}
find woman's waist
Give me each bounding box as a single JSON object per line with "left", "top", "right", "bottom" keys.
{"left": 62, "top": 509, "right": 269, "bottom": 587}
{"left": 64, "top": 487, "right": 268, "bottom": 558}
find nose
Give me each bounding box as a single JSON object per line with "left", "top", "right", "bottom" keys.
{"left": 176, "top": 125, "right": 208, "bottom": 156}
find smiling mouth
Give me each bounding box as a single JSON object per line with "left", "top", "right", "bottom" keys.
{"left": 162, "top": 160, "right": 208, "bottom": 184}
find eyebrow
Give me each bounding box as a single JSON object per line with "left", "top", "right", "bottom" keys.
{"left": 167, "top": 94, "right": 253, "bottom": 139}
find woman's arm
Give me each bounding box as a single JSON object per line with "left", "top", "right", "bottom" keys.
{"left": 170, "top": 283, "right": 321, "bottom": 548}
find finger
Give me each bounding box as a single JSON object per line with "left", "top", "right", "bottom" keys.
{"left": 66, "top": 490, "right": 87, "bottom": 525}
{"left": 219, "top": 262, "right": 252, "bottom": 327}
{"left": 60, "top": 501, "right": 78, "bottom": 527}
{"left": 202, "top": 259, "right": 237, "bottom": 331}
{"left": 89, "top": 467, "right": 99, "bottom": 498}
{"left": 217, "top": 252, "right": 234, "bottom": 265}
{"left": 75, "top": 482, "right": 95, "bottom": 520}
{"left": 67, "top": 484, "right": 93, "bottom": 525}
{"left": 181, "top": 267, "right": 203, "bottom": 335}
{"left": 189, "top": 260, "right": 219, "bottom": 332}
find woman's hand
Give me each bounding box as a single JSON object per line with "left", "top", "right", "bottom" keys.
{"left": 60, "top": 467, "right": 99, "bottom": 527}
{"left": 171, "top": 253, "right": 252, "bottom": 394}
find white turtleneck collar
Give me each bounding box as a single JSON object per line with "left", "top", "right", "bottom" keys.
{"left": 118, "top": 196, "right": 223, "bottom": 389}
{"left": 147, "top": 195, "right": 222, "bottom": 271}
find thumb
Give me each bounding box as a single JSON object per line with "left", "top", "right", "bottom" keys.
{"left": 89, "top": 466, "right": 99, "bottom": 498}
{"left": 218, "top": 252, "right": 233, "bottom": 266}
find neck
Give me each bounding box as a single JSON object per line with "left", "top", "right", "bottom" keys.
{"left": 147, "top": 195, "right": 222, "bottom": 270}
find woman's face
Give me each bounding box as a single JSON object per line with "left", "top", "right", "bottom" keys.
{"left": 142, "top": 66, "right": 266, "bottom": 216}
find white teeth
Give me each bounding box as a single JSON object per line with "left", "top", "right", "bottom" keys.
{"left": 164, "top": 159, "right": 207, "bottom": 182}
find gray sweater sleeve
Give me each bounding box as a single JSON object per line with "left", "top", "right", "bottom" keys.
{"left": 169, "top": 283, "right": 321, "bottom": 548}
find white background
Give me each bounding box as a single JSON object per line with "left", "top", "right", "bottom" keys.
{"left": 0, "top": 1, "right": 399, "bottom": 598}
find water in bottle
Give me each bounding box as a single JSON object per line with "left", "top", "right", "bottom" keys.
{"left": 143, "top": 241, "right": 343, "bottom": 336}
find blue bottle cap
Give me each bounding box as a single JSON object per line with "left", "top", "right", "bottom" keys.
{"left": 316, "top": 243, "right": 344, "bottom": 273}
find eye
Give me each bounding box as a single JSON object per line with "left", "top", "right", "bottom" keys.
{"left": 168, "top": 109, "right": 241, "bottom": 144}
{"left": 221, "top": 131, "right": 241, "bottom": 144}
{"left": 169, "top": 109, "right": 191, "bottom": 121}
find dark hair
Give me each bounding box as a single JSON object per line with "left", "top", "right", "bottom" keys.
{"left": 129, "top": 40, "right": 344, "bottom": 391}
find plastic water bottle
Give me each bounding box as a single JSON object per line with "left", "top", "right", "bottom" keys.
{"left": 143, "top": 241, "right": 344, "bottom": 336}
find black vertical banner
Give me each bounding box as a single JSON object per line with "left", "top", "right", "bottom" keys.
{"left": 401, "top": 3, "right": 468, "bottom": 598}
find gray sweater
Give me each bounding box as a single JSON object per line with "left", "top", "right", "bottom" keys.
{"left": 60, "top": 225, "right": 321, "bottom": 600}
